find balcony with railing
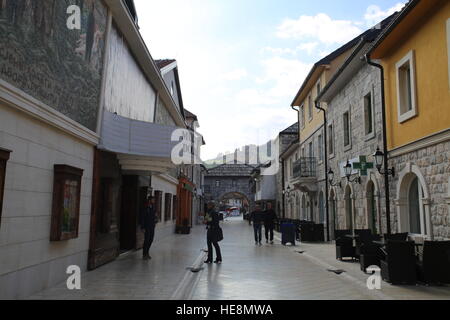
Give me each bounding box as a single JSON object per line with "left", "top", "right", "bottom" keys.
{"left": 291, "top": 157, "right": 318, "bottom": 192}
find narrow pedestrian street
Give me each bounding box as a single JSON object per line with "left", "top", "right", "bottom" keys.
{"left": 29, "top": 217, "right": 450, "bottom": 300}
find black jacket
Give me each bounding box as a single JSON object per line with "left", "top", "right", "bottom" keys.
{"left": 250, "top": 210, "right": 265, "bottom": 225}
{"left": 206, "top": 209, "right": 221, "bottom": 241}
{"left": 140, "top": 205, "right": 157, "bottom": 230}
{"left": 264, "top": 209, "right": 277, "bottom": 226}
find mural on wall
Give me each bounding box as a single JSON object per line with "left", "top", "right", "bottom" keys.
{"left": 0, "top": 0, "right": 107, "bottom": 131}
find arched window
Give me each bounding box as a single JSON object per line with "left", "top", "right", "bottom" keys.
{"left": 396, "top": 165, "right": 430, "bottom": 236}
{"left": 408, "top": 177, "right": 423, "bottom": 234}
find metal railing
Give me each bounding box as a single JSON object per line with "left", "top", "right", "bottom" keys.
{"left": 292, "top": 157, "right": 317, "bottom": 179}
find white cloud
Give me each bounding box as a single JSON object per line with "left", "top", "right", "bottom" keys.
{"left": 276, "top": 13, "right": 362, "bottom": 45}
{"left": 297, "top": 42, "right": 319, "bottom": 55}
{"left": 364, "top": 3, "right": 406, "bottom": 28}
{"left": 221, "top": 68, "right": 248, "bottom": 81}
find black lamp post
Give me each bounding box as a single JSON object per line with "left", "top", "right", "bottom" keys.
{"left": 327, "top": 169, "right": 342, "bottom": 188}
{"left": 373, "top": 147, "right": 395, "bottom": 177}
{"left": 344, "top": 160, "right": 361, "bottom": 184}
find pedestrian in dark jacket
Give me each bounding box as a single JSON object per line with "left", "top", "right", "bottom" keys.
{"left": 250, "top": 205, "right": 264, "bottom": 246}
{"left": 139, "top": 196, "right": 157, "bottom": 260}
{"left": 204, "top": 202, "right": 222, "bottom": 264}
{"left": 264, "top": 202, "right": 277, "bottom": 244}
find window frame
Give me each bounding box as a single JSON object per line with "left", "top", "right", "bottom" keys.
{"left": 50, "top": 165, "right": 83, "bottom": 241}
{"left": 396, "top": 50, "right": 418, "bottom": 123}
{"left": 316, "top": 81, "right": 322, "bottom": 113}
{"left": 299, "top": 104, "right": 305, "bottom": 129}
{"left": 328, "top": 123, "right": 335, "bottom": 159}
{"left": 308, "top": 95, "right": 313, "bottom": 121}
{"left": 363, "top": 88, "right": 376, "bottom": 141}
{"left": 0, "top": 148, "right": 11, "bottom": 229}
{"left": 343, "top": 110, "right": 352, "bottom": 151}
{"left": 318, "top": 132, "right": 324, "bottom": 163}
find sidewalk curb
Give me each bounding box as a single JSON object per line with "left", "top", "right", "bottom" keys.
{"left": 170, "top": 249, "right": 206, "bottom": 300}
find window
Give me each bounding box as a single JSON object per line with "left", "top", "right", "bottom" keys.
{"left": 50, "top": 165, "right": 83, "bottom": 241}
{"left": 396, "top": 50, "right": 417, "bottom": 122}
{"left": 308, "top": 141, "right": 313, "bottom": 157}
{"left": 0, "top": 148, "right": 11, "bottom": 228}
{"left": 154, "top": 191, "right": 163, "bottom": 222}
{"left": 408, "top": 177, "right": 424, "bottom": 234}
{"left": 318, "top": 134, "right": 324, "bottom": 162}
{"left": 364, "top": 92, "right": 374, "bottom": 136}
{"left": 308, "top": 95, "right": 313, "bottom": 120}
{"left": 172, "top": 195, "right": 178, "bottom": 221}
{"left": 164, "top": 193, "right": 172, "bottom": 221}
{"left": 343, "top": 111, "right": 351, "bottom": 147}
{"left": 171, "top": 81, "right": 175, "bottom": 96}
{"left": 300, "top": 105, "right": 305, "bottom": 129}
{"left": 317, "top": 81, "right": 321, "bottom": 97}
{"left": 328, "top": 124, "right": 334, "bottom": 156}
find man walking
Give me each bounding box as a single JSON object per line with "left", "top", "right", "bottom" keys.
{"left": 140, "top": 196, "right": 157, "bottom": 260}
{"left": 264, "top": 202, "right": 277, "bottom": 244}
{"left": 250, "top": 205, "right": 264, "bottom": 246}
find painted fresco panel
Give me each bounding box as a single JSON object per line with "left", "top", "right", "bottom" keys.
{"left": 0, "top": 0, "right": 107, "bottom": 131}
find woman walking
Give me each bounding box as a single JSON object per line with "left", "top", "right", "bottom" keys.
{"left": 204, "top": 202, "right": 223, "bottom": 264}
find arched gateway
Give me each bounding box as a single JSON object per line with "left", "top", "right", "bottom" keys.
{"left": 204, "top": 163, "right": 256, "bottom": 212}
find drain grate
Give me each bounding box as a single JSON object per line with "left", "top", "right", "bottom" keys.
{"left": 327, "top": 269, "right": 346, "bottom": 275}
{"left": 296, "top": 251, "right": 306, "bottom": 254}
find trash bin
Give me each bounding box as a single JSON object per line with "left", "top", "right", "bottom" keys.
{"left": 281, "top": 223, "right": 296, "bottom": 246}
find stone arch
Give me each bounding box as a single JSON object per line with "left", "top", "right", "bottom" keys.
{"left": 395, "top": 163, "right": 432, "bottom": 237}
{"left": 219, "top": 191, "right": 251, "bottom": 212}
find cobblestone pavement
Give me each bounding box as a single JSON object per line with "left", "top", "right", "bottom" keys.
{"left": 29, "top": 217, "right": 450, "bottom": 300}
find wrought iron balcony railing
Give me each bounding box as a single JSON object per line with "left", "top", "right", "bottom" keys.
{"left": 292, "top": 157, "right": 317, "bottom": 179}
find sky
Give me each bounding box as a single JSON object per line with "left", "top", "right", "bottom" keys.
{"left": 134, "top": 0, "right": 406, "bottom": 161}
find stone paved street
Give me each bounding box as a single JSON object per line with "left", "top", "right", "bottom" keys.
{"left": 29, "top": 217, "right": 450, "bottom": 300}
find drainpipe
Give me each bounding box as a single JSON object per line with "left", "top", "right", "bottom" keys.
{"left": 280, "top": 156, "right": 286, "bottom": 219}
{"left": 364, "top": 54, "right": 392, "bottom": 235}
{"left": 315, "top": 101, "right": 330, "bottom": 241}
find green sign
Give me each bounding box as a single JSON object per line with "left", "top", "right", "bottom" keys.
{"left": 352, "top": 156, "right": 374, "bottom": 176}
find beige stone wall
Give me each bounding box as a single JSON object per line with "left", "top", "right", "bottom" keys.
{"left": 0, "top": 102, "right": 94, "bottom": 299}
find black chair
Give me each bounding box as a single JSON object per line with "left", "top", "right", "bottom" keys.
{"left": 380, "top": 240, "right": 417, "bottom": 285}
{"left": 335, "top": 230, "right": 355, "bottom": 261}
{"left": 384, "top": 232, "right": 408, "bottom": 241}
{"left": 417, "top": 241, "right": 450, "bottom": 285}
{"left": 358, "top": 234, "right": 382, "bottom": 272}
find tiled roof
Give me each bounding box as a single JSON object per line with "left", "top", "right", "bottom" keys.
{"left": 280, "top": 123, "right": 299, "bottom": 134}
{"left": 155, "top": 59, "right": 176, "bottom": 69}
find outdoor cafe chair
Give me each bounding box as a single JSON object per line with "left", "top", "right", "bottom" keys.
{"left": 380, "top": 240, "right": 417, "bottom": 285}
{"left": 417, "top": 241, "right": 450, "bottom": 285}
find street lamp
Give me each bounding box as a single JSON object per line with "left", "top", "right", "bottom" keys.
{"left": 327, "top": 169, "right": 342, "bottom": 188}
{"left": 373, "top": 147, "right": 395, "bottom": 177}
{"left": 344, "top": 160, "right": 361, "bottom": 184}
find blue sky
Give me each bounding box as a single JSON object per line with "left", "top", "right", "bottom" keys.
{"left": 134, "top": 0, "right": 406, "bottom": 160}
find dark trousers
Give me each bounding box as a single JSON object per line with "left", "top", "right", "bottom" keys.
{"left": 207, "top": 235, "right": 222, "bottom": 261}
{"left": 253, "top": 224, "right": 262, "bottom": 243}
{"left": 265, "top": 224, "right": 274, "bottom": 241}
{"left": 143, "top": 227, "right": 155, "bottom": 257}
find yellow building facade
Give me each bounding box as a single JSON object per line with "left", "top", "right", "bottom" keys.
{"left": 370, "top": 0, "right": 450, "bottom": 239}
